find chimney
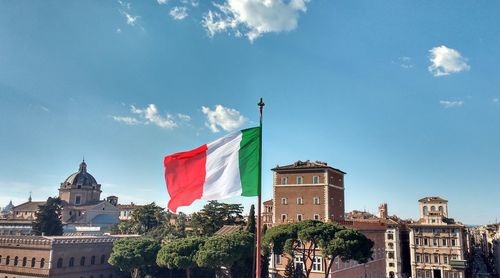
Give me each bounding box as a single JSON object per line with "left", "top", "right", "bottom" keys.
{"left": 378, "top": 203, "right": 388, "bottom": 219}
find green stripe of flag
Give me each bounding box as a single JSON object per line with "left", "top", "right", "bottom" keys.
{"left": 239, "top": 127, "right": 261, "bottom": 196}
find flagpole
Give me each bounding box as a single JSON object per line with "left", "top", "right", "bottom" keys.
{"left": 256, "top": 98, "right": 264, "bottom": 278}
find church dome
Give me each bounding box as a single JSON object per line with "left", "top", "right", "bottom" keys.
{"left": 62, "top": 160, "right": 98, "bottom": 188}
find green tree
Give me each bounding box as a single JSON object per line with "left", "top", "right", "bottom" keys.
{"left": 108, "top": 237, "right": 160, "bottom": 278}
{"left": 263, "top": 220, "right": 373, "bottom": 278}
{"left": 321, "top": 229, "right": 374, "bottom": 278}
{"left": 32, "top": 197, "right": 63, "bottom": 236}
{"left": 130, "top": 202, "right": 166, "bottom": 234}
{"left": 196, "top": 231, "right": 254, "bottom": 276}
{"left": 190, "top": 201, "right": 244, "bottom": 236}
{"left": 246, "top": 204, "right": 256, "bottom": 234}
{"left": 156, "top": 237, "right": 205, "bottom": 278}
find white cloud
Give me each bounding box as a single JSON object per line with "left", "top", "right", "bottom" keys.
{"left": 440, "top": 100, "right": 464, "bottom": 108}
{"left": 131, "top": 104, "right": 178, "bottom": 129}
{"left": 116, "top": 28, "right": 122, "bottom": 33}
{"left": 122, "top": 11, "right": 139, "bottom": 26}
{"left": 202, "top": 0, "right": 310, "bottom": 42}
{"left": 177, "top": 113, "right": 191, "bottom": 121}
{"left": 112, "top": 116, "right": 140, "bottom": 125}
{"left": 181, "top": 0, "right": 199, "bottom": 7}
{"left": 428, "top": 46, "right": 470, "bottom": 77}
{"left": 202, "top": 105, "right": 247, "bottom": 133}
{"left": 170, "top": 6, "right": 189, "bottom": 20}
{"left": 118, "top": 0, "right": 131, "bottom": 10}
{"left": 493, "top": 98, "right": 499, "bottom": 103}
{"left": 157, "top": 0, "right": 169, "bottom": 4}
{"left": 397, "top": 56, "right": 414, "bottom": 69}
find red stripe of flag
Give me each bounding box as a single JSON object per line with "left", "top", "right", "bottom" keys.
{"left": 164, "top": 144, "right": 207, "bottom": 212}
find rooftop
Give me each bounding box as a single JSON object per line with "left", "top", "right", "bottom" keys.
{"left": 272, "top": 160, "right": 346, "bottom": 174}
{"left": 418, "top": 196, "right": 448, "bottom": 203}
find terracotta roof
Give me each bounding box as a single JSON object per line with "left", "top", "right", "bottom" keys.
{"left": 418, "top": 196, "right": 448, "bottom": 203}
{"left": 12, "top": 201, "right": 46, "bottom": 212}
{"left": 117, "top": 204, "right": 143, "bottom": 209}
{"left": 214, "top": 225, "right": 244, "bottom": 236}
{"left": 272, "top": 160, "right": 346, "bottom": 174}
{"left": 263, "top": 199, "right": 273, "bottom": 206}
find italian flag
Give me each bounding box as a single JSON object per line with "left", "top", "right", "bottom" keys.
{"left": 164, "top": 127, "right": 261, "bottom": 212}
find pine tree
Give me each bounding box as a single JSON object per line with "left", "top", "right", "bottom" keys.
{"left": 32, "top": 197, "right": 63, "bottom": 236}
{"left": 246, "top": 204, "right": 256, "bottom": 234}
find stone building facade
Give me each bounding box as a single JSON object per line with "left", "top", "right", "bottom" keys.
{"left": 0, "top": 235, "right": 135, "bottom": 278}
{"left": 408, "top": 197, "right": 468, "bottom": 278}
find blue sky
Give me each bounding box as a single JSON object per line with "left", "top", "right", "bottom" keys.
{"left": 1, "top": 0, "right": 499, "bottom": 224}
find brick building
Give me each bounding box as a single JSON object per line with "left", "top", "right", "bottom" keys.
{"left": 0, "top": 235, "right": 136, "bottom": 278}
{"left": 267, "top": 160, "right": 389, "bottom": 278}
{"left": 272, "top": 160, "right": 345, "bottom": 224}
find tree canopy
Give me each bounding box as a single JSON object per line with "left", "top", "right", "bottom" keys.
{"left": 190, "top": 201, "right": 244, "bottom": 236}
{"left": 108, "top": 237, "right": 160, "bottom": 278}
{"left": 129, "top": 202, "right": 166, "bottom": 234}
{"left": 263, "top": 220, "right": 374, "bottom": 278}
{"left": 156, "top": 237, "right": 205, "bottom": 278}
{"left": 32, "top": 197, "right": 63, "bottom": 236}
{"left": 196, "top": 231, "right": 254, "bottom": 276}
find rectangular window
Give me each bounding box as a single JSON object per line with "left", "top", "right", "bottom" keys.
{"left": 275, "top": 254, "right": 282, "bottom": 265}
{"left": 424, "top": 254, "right": 430, "bottom": 263}
{"left": 423, "top": 238, "right": 428, "bottom": 246}
{"left": 387, "top": 233, "right": 394, "bottom": 240}
{"left": 281, "top": 177, "right": 288, "bottom": 185}
{"left": 312, "top": 256, "right": 322, "bottom": 271}
{"left": 281, "top": 214, "right": 287, "bottom": 222}
{"left": 416, "top": 255, "right": 420, "bottom": 263}
{"left": 313, "top": 176, "right": 320, "bottom": 184}
{"left": 433, "top": 239, "right": 438, "bottom": 246}
{"left": 388, "top": 252, "right": 394, "bottom": 259}
{"left": 415, "top": 238, "right": 420, "bottom": 245}
{"left": 294, "top": 256, "right": 304, "bottom": 270}
{"left": 296, "top": 176, "right": 303, "bottom": 184}
{"left": 443, "top": 255, "right": 449, "bottom": 264}
{"left": 442, "top": 239, "right": 447, "bottom": 246}
{"left": 434, "top": 254, "right": 439, "bottom": 263}
{"left": 313, "top": 197, "right": 320, "bottom": 205}
{"left": 451, "top": 239, "right": 456, "bottom": 246}
{"left": 297, "top": 197, "right": 303, "bottom": 205}
{"left": 281, "top": 198, "right": 288, "bottom": 205}
{"left": 75, "top": 196, "right": 81, "bottom": 205}
{"left": 314, "top": 214, "right": 320, "bottom": 221}
{"left": 297, "top": 214, "right": 303, "bottom": 221}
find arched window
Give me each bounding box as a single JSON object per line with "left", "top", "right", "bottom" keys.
{"left": 14, "top": 256, "right": 18, "bottom": 266}
{"left": 40, "top": 258, "right": 45, "bottom": 268}
{"left": 91, "top": 256, "right": 96, "bottom": 265}
{"left": 57, "top": 258, "right": 63, "bottom": 268}
{"left": 100, "top": 255, "right": 106, "bottom": 264}
{"left": 439, "top": 206, "right": 444, "bottom": 213}
{"left": 80, "top": 256, "right": 86, "bottom": 266}
{"left": 22, "top": 257, "right": 27, "bottom": 267}
{"left": 423, "top": 206, "right": 428, "bottom": 216}
{"left": 31, "top": 258, "right": 36, "bottom": 268}
{"left": 431, "top": 206, "right": 436, "bottom": 211}
{"left": 69, "top": 257, "right": 75, "bottom": 267}
{"left": 6, "top": 256, "right": 10, "bottom": 265}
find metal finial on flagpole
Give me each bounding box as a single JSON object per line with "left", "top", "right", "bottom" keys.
{"left": 256, "top": 98, "right": 264, "bottom": 278}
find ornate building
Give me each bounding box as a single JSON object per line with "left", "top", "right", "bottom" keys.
{"left": 408, "top": 197, "right": 468, "bottom": 278}
{"left": 2, "top": 160, "right": 120, "bottom": 235}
